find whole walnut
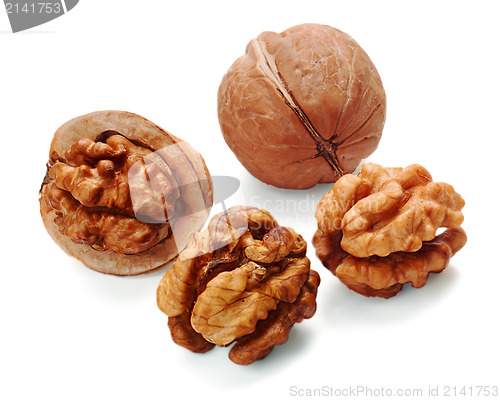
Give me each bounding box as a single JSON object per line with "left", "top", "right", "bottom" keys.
{"left": 313, "top": 163, "right": 467, "bottom": 298}
{"left": 218, "top": 23, "right": 386, "bottom": 189}
{"left": 39, "top": 111, "right": 213, "bottom": 275}
{"left": 157, "top": 206, "right": 320, "bottom": 365}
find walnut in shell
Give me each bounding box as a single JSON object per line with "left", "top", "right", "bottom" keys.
{"left": 218, "top": 23, "right": 386, "bottom": 189}
{"left": 39, "top": 111, "right": 213, "bottom": 275}
{"left": 157, "top": 206, "right": 320, "bottom": 365}
{"left": 313, "top": 163, "right": 466, "bottom": 298}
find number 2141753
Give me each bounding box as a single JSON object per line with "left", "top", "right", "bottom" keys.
{"left": 5, "top": 2, "right": 62, "bottom": 14}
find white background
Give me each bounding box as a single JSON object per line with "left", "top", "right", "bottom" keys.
{"left": 1, "top": 1, "right": 499, "bottom": 399}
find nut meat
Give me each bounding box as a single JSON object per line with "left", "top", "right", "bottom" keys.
{"left": 313, "top": 163, "right": 466, "bottom": 298}
{"left": 218, "top": 23, "right": 386, "bottom": 189}
{"left": 157, "top": 206, "right": 320, "bottom": 364}
{"left": 39, "top": 111, "right": 212, "bottom": 275}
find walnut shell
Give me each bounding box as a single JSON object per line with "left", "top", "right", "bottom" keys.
{"left": 218, "top": 23, "right": 386, "bottom": 189}
{"left": 39, "top": 111, "right": 213, "bottom": 275}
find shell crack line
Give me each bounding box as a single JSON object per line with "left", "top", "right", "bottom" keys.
{"left": 253, "top": 38, "right": 343, "bottom": 177}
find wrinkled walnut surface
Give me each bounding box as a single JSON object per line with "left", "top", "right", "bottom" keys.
{"left": 218, "top": 23, "right": 386, "bottom": 189}
{"left": 39, "top": 111, "right": 212, "bottom": 275}
{"left": 316, "top": 163, "right": 465, "bottom": 257}
{"left": 157, "top": 206, "right": 320, "bottom": 364}
{"left": 313, "top": 163, "right": 466, "bottom": 298}
{"left": 314, "top": 227, "right": 466, "bottom": 298}
{"left": 43, "top": 134, "right": 175, "bottom": 254}
{"left": 42, "top": 182, "right": 170, "bottom": 254}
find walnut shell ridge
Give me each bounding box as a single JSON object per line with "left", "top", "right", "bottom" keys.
{"left": 218, "top": 23, "right": 386, "bottom": 189}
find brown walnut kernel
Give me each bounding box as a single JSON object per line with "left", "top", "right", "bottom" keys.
{"left": 218, "top": 23, "right": 386, "bottom": 189}
{"left": 157, "top": 206, "right": 320, "bottom": 365}
{"left": 44, "top": 135, "right": 175, "bottom": 254}
{"left": 313, "top": 163, "right": 466, "bottom": 298}
{"left": 39, "top": 111, "right": 212, "bottom": 275}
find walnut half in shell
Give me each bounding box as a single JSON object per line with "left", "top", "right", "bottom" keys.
{"left": 39, "top": 111, "right": 213, "bottom": 275}
{"left": 313, "top": 163, "right": 466, "bottom": 298}
{"left": 157, "top": 206, "right": 320, "bottom": 365}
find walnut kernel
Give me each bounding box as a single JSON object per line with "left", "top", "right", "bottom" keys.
{"left": 313, "top": 163, "right": 466, "bottom": 298}
{"left": 157, "top": 206, "right": 320, "bottom": 364}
